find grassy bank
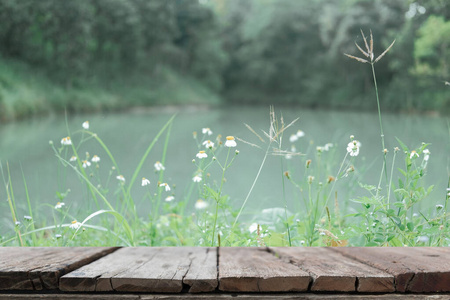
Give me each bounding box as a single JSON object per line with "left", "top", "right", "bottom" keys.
{"left": 0, "top": 57, "right": 221, "bottom": 122}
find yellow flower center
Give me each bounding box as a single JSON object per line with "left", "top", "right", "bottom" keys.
{"left": 72, "top": 220, "right": 77, "bottom": 224}
{"left": 226, "top": 136, "right": 235, "bottom": 140}
{"left": 199, "top": 150, "right": 205, "bottom": 154}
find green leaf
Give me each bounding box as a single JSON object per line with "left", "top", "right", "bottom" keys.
{"left": 407, "top": 222, "right": 414, "bottom": 232}
{"left": 389, "top": 237, "right": 403, "bottom": 247}
{"left": 395, "top": 138, "right": 409, "bottom": 152}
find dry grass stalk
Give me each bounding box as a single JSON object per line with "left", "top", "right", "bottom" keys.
{"left": 344, "top": 29, "right": 395, "bottom": 64}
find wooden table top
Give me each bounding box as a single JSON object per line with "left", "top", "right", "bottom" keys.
{"left": 0, "top": 247, "right": 449, "bottom": 297}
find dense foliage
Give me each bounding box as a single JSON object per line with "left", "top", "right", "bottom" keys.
{"left": 0, "top": 0, "right": 449, "bottom": 121}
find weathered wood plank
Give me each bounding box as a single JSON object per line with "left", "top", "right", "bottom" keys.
{"left": 60, "top": 247, "right": 217, "bottom": 293}
{"left": 272, "top": 247, "right": 394, "bottom": 292}
{"left": 218, "top": 247, "right": 310, "bottom": 292}
{"left": 332, "top": 247, "right": 450, "bottom": 292}
{"left": 1, "top": 293, "right": 448, "bottom": 300}
{"left": 0, "top": 247, "right": 117, "bottom": 290}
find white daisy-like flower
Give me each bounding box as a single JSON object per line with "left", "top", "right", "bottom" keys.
{"left": 82, "top": 160, "right": 91, "bottom": 168}
{"left": 203, "top": 140, "right": 214, "bottom": 148}
{"left": 296, "top": 130, "right": 305, "bottom": 137}
{"left": 193, "top": 175, "right": 202, "bottom": 182}
{"left": 61, "top": 136, "right": 72, "bottom": 146}
{"left": 154, "top": 161, "right": 165, "bottom": 172}
{"left": 82, "top": 121, "right": 89, "bottom": 130}
{"left": 225, "top": 136, "right": 237, "bottom": 147}
{"left": 417, "top": 236, "right": 429, "bottom": 243}
{"left": 116, "top": 175, "right": 125, "bottom": 182}
{"left": 410, "top": 150, "right": 419, "bottom": 159}
{"left": 159, "top": 182, "right": 170, "bottom": 191}
{"left": 423, "top": 149, "right": 430, "bottom": 161}
{"left": 436, "top": 204, "right": 444, "bottom": 210}
{"left": 195, "top": 199, "right": 208, "bottom": 209}
{"left": 15, "top": 221, "right": 21, "bottom": 226}
{"left": 55, "top": 202, "right": 65, "bottom": 209}
{"left": 249, "top": 223, "right": 258, "bottom": 233}
{"left": 324, "top": 143, "right": 333, "bottom": 151}
{"left": 91, "top": 155, "right": 100, "bottom": 163}
{"left": 55, "top": 234, "right": 62, "bottom": 239}
{"left": 141, "top": 177, "right": 150, "bottom": 186}
{"left": 69, "top": 220, "right": 82, "bottom": 230}
{"left": 196, "top": 150, "right": 208, "bottom": 159}
{"left": 24, "top": 215, "right": 32, "bottom": 221}
{"left": 69, "top": 156, "right": 77, "bottom": 162}
{"left": 346, "top": 140, "right": 361, "bottom": 157}
{"left": 289, "top": 134, "right": 299, "bottom": 143}
{"left": 202, "top": 128, "right": 213, "bottom": 136}
{"left": 165, "top": 196, "right": 175, "bottom": 202}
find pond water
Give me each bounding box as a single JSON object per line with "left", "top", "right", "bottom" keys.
{"left": 0, "top": 106, "right": 449, "bottom": 233}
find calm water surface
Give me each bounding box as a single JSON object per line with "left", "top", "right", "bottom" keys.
{"left": 1, "top": 106, "right": 449, "bottom": 232}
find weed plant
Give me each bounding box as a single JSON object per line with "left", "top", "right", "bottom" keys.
{"left": 1, "top": 31, "right": 449, "bottom": 247}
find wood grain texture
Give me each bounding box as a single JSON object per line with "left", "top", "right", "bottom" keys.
{"left": 60, "top": 247, "right": 217, "bottom": 293}
{"left": 332, "top": 247, "right": 450, "bottom": 292}
{"left": 1, "top": 293, "right": 448, "bottom": 300}
{"left": 218, "top": 247, "right": 310, "bottom": 292}
{"left": 0, "top": 247, "right": 117, "bottom": 290}
{"left": 272, "top": 247, "right": 394, "bottom": 292}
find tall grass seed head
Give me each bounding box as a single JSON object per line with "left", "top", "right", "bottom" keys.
{"left": 344, "top": 29, "right": 395, "bottom": 64}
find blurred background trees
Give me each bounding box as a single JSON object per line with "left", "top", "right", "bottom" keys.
{"left": 0, "top": 0, "right": 449, "bottom": 121}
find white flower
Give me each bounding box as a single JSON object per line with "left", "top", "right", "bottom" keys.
{"left": 154, "top": 161, "right": 165, "bottom": 172}
{"left": 55, "top": 202, "right": 65, "bottom": 209}
{"left": 159, "top": 182, "right": 170, "bottom": 191}
{"left": 196, "top": 150, "right": 208, "bottom": 159}
{"left": 141, "top": 177, "right": 150, "bottom": 186}
{"left": 116, "top": 175, "right": 125, "bottom": 182}
{"left": 69, "top": 220, "right": 82, "bottom": 230}
{"left": 70, "top": 156, "right": 77, "bottom": 162}
{"left": 24, "top": 215, "right": 32, "bottom": 220}
{"left": 82, "top": 160, "right": 91, "bottom": 168}
{"left": 296, "top": 130, "right": 305, "bottom": 137}
{"left": 423, "top": 149, "right": 430, "bottom": 161}
{"left": 202, "top": 128, "right": 213, "bottom": 136}
{"left": 91, "top": 155, "right": 100, "bottom": 163}
{"left": 60, "top": 136, "right": 72, "bottom": 146}
{"left": 193, "top": 175, "right": 202, "bottom": 182}
{"left": 82, "top": 121, "right": 89, "bottom": 130}
{"left": 436, "top": 204, "right": 444, "bottom": 210}
{"left": 289, "top": 134, "right": 299, "bottom": 143}
{"left": 347, "top": 140, "right": 361, "bottom": 157}
{"left": 15, "top": 221, "right": 21, "bottom": 226}
{"left": 249, "top": 223, "right": 258, "bottom": 233}
{"left": 55, "top": 234, "right": 62, "bottom": 239}
{"left": 195, "top": 199, "right": 208, "bottom": 209}
{"left": 203, "top": 140, "right": 214, "bottom": 148}
{"left": 417, "top": 236, "right": 429, "bottom": 243}
{"left": 410, "top": 150, "right": 419, "bottom": 159}
{"left": 225, "top": 136, "right": 237, "bottom": 147}
{"left": 324, "top": 143, "right": 333, "bottom": 151}
{"left": 165, "top": 196, "right": 175, "bottom": 202}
